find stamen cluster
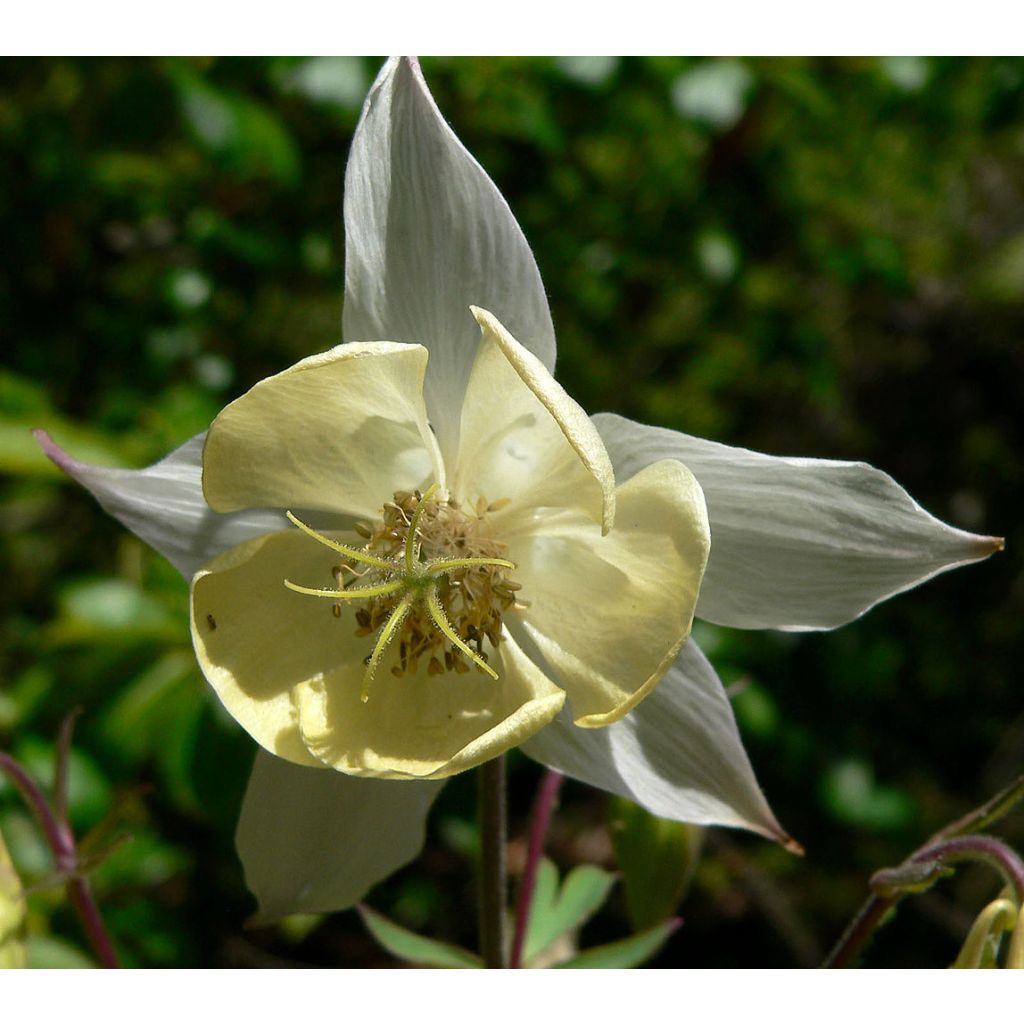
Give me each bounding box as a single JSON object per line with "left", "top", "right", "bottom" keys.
{"left": 285, "top": 486, "right": 521, "bottom": 701}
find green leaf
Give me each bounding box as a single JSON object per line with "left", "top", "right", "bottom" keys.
{"left": 555, "top": 919, "right": 681, "bottom": 969}
{"left": 100, "top": 651, "right": 197, "bottom": 766}
{"left": 90, "top": 828, "right": 191, "bottom": 891}
{"left": 611, "top": 798, "right": 703, "bottom": 930}
{"left": 282, "top": 57, "right": 368, "bottom": 109}
{"left": 356, "top": 904, "right": 482, "bottom": 969}
{"left": 671, "top": 60, "right": 754, "bottom": 131}
{"left": 524, "top": 858, "right": 616, "bottom": 962}
{"left": 521, "top": 857, "right": 558, "bottom": 956}
{"left": 27, "top": 934, "right": 96, "bottom": 969}
{"left": 821, "top": 759, "right": 916, "bottom": 832}
{"left": 0, "top": 370, "right": 136, "bottom": 477}
{"left": 171, "top": 64, "right": 300, "bottom": 185}
{"left": 49, "top": 578, "right": 179, "bottom": 645}
{"left": 974, "top": 231, "right": 1024, "bottom": 304}
{"left": 11, "top": 738, "right": 112, "bottom": 832}
{"left": 0, "top": 419, "right": 127, "bottom": 480}
{"left": 0, "top": 810, "right": 50, "bottom": 879}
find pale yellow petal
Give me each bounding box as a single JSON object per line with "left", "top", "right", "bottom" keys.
{"left": 0, "top": 828, "right": 26, "bottom": 969}
{"left": 453, "top": 308, "right": 615, "bottom": 536}
{"left": 203, "top": 342, "right": 444, "bottom": 518}
{"left": 511, "top": 458, "right": 710, "bottom": 726}
{"left": 190, "top": 529, "right": 370, "bottom": 767}
{"left": 294, "top": 630, "right": 566, "bottom": 780}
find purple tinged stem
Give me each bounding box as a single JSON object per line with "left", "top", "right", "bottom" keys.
{"left": 68, "top": 876, "right": 120, "bottom": 969}
{"left": 0, "top": 749, "right": 120, "bottom": 968}
{"left": 510, "top": 770, "right": 564, "bottom": 969}
{"left": 825, "top": 832, "right": 1024, "bottom": 968}
{"left": 0, "top": 751, "right": 71, "bottom": 871}
{"left": 910, "top": 834, "right": 1024, "bottom": 904}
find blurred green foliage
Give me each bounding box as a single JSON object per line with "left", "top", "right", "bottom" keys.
{"left": 1, "top": 57, "right": 1021, "bottom": 967}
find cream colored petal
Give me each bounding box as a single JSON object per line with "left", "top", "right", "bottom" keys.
{"left": 190, "top": 529, "right": 372, "bottom": 768}
{"left": 203, "top": 342, "right": 444, "bottom": 519}
{"left": 294, "top": 629, "right": 566, "bottom": 780}
{"left": 452, "top": 308, "right": 615, "bottom": 537}
{"left": 0, "top": 827, "right": 26, "bottom": 968}
{"left": 510, "top": 458, "right": 709, "bottom": 726}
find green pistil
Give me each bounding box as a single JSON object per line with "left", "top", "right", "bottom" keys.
{"left": 405, "top": 482, "right": 439, "bottom": 572}
{"left": 283, "top": 578, "right": 406, "bottom": 602}
{"left": 286, "top": 511, "right": 391, "bottom": 570}
{"left": 363, "top": 593, "right": 415, "bottom": 702}
{"left": 286, "top": 489, "right": 513, "bottom": 700}
{"left": 426, "top": 587, "right": 498, "bottom": 681}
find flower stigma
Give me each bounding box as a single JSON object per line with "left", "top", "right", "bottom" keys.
{"left": 283, "top": 484, "right": 522, "bottom": 702}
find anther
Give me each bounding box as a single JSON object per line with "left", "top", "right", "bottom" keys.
{"left": 287, "top": 487, "right": 519, "bottom": 699}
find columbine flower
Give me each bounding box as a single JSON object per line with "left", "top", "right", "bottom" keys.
{"left": 187, "top": 305, "right": 708, "bottom": 781}
{"left": 36, "top": 58, "right": 1003, "bottom": 922}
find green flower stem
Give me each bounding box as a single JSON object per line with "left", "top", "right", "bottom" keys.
{"left": 0, "top": 749, "right": 120, "bottom": 968}
{"left": 510, "top": 770, "right": 564, "bottom": 969}
{"left": 930, "top": 774, "right": 1024, "bottom": 841}
{"left": 54, "top": 707, "right": 82, "bottom": 826}
{"left": 477, "top": 754, "right": 508, "bottom": 968}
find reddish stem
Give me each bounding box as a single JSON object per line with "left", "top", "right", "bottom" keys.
{"left": 825, "top": 832, "right": 1024, "bottom": 968}
{"left": 68, "top": 876, "right": 120, "bottom": 968}
{"left": 911, "top": 834, "right": 1024, "bottom": 904}
{"left": 0, "top": 751, "right": 72, "bottom": 869}
{"left": 0, "top": 749, "right": 120, "bottom": 968}
{"left": 510, "top": 770, "right": 564, "bottom": 969}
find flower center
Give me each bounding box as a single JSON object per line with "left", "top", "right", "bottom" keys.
{"left": 283, "top": 485, "right": 521, "bottom": 701}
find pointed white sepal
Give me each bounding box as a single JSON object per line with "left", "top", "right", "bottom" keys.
{"left": 236, "top": 751, "right": 445, "bottom": 923}
{"left": 522, "top": 640, "right": 798, "bottom": 850}
{"left": 35, "top": 429, "right": 286, "bottom": 580}
{"left": 593, "top": 413, "right": 1003, "bottom": 631}
{"left": 343, "top": 57, "right": 556, "bottom": 462}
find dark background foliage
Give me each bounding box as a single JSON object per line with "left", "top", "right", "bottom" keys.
{"left": 0, "top": 56, "right": 1020, "bottom": 967}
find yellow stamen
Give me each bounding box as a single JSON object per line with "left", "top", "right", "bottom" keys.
{"left": 287, "top": 486, "right": 517, "bottom": 699}
{"left": 427, "top": 557, "right": 516, "bottom": 574}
